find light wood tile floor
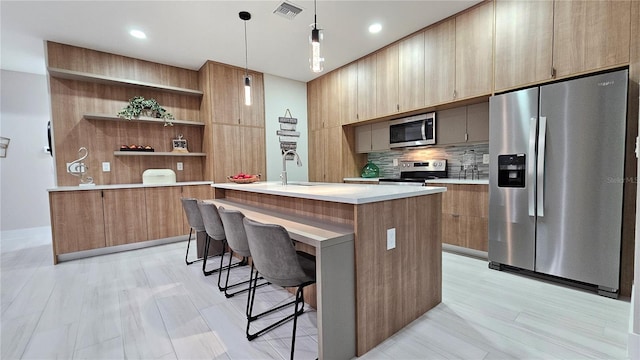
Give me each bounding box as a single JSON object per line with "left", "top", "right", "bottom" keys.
{"left": 1, "top": 227, "right": 631, "bottom": 359}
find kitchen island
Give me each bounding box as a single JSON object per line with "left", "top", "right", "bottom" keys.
{"left": 212, "top": 181, "right": 446, "bottom": 358}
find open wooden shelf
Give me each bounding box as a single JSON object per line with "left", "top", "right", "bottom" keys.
{"left": 114, "top": 151, "right": 206, "bottom": 157}
{"left": 84, "top": 113, "right": 204, "bottom": 126}
{"left": 48, "top": 67, "right": 204, "bottom": 97}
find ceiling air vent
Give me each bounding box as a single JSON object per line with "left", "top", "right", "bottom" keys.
{"left": 273, "top": 1, "right": 303, "bottom": 20}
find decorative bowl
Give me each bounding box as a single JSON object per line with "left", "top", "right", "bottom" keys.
{"left": 227, "top": 174, "right": 260, "bottom": 184}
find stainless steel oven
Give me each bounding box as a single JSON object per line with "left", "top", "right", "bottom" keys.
{"left": 389, "top": 112, "right": 435, "bottom": 148}
{"left": 379, "top": 159, "right": 447, "bottom": 186}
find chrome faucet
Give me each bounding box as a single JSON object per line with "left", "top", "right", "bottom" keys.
{"left": 281, "top": 149, "right": 302, "bottom": 185}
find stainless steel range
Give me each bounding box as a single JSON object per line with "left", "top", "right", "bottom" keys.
{"left": 379, "top": 159, "right": 447, "bottom": 186}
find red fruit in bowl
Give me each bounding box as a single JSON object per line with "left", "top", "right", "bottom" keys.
{"left": 232, "top": 175, "right": 239, "bottom": 179}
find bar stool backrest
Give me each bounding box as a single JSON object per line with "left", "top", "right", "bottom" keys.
{"left": 197, "top": 201, "right": 226, "bottom": 241}
{"left": 217, "top": 207, "right": 251, "bottom": 258}
{"left": 181, "top": 198, "right": 205, "bottom": 232}
{"left": 243, "top": 217, "right": 310, "bottom": 287}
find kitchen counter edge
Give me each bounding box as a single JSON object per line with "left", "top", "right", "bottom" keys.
{"left": 212, "top": 181, "right": 446, "bottom": 205}
{"left": 343, "top": 177, "right": 488, "bottom": 185}
{"left": 47, "top": 181, "right": 213, "bottom": 192}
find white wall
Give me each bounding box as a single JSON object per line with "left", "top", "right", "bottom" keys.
{"left": 0, "top": 70, "right": 55, "bottom": 230}
{"left": 263, "top": 74, "right": 308, "bottom": 182}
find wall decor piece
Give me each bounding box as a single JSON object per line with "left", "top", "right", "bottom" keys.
{"left": 0, "top": 137, "right": 9, "bottom": 158}
{"left": 67, "top": 147, "right": 94, "bottom": 185}
{"left": 278, "top": 109, "right": 299, "bottom": 160}
{"left": 117, "top": 96, "right": 175, "bottom": 126}
{"left": 171, "top": 134, "right": 188, "bottom": 153}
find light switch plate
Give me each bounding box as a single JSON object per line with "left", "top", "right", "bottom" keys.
{"left": 386, "top": 228, "right": 396, "bottom": 250}
{"left": 102, "top": 162, "right": 110, "bottom": 172}
{"left": 483, "top": 154, "right": 490, "bottom": 164}
{"left": 177, "top": 162, "right": 183, "bottom": 171}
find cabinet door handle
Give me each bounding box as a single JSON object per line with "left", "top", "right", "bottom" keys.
{"left": 453, "top": 90, "right": 457, "bottom": 99}
{"left": 452, "top": 214, "right": 460, "bottom": 218}
{"left": 551, "top": 67, "right": 556, "bottom": 78}
{"left": 396, "top": 104, "right": 399, "bottom": 111}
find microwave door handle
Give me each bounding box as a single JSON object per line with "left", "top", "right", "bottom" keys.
{"left": 537, "top": 116, "right": 547, "bottom": 217}
{"left": 528, "top": 117, "right": 537, "bottom": 217}
{"left": 421, "top": 121, "right": 426, "bottom": 140}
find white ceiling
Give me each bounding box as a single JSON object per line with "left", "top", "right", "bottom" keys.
{"left": 1, "top": 0, "right": 480, "bottom": 83}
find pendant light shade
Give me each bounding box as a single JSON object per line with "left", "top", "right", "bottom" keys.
{"left": 239, "top": 11, "right": 252, "bottom": 106}
{"left": 310, "top": 0, "right": 324, "bottom": 73}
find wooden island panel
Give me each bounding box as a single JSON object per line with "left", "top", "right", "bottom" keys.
{"left": 354, "top": 194, "right": 442, "bottom": 355}
{"left": 216, "top": 189, "right": 355, "bottom": 225}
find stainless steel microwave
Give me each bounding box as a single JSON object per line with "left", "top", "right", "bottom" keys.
{"left": 389, "top": 112, "right": 436, "bottom": 148}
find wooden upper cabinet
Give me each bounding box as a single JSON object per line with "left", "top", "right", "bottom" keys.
{"left": 210, "top": 63, "right": 264, "bottom": 127}
{"left": 399, "top": 31, "right": 425, "bottom": 112}
{"left": 424, "top": 18, "right": 456, "bottom": 107}
{"left": 436, "top": 106, "right": 467, "bottom": 145}
{"left": 455, "top": 1, "right": 494, "bottom": 100}
{"left": 308, "top": 129, "right": 324, "bottom": 181}
{"left": 494, "top": 0, "right": 554, "bottom": 91}
{"left": 553, "top": 0, "right": 631, "bottom": 78}
{"left": 339, "top": 62, "right": 358, "bottom": 125}
{"left": 239, "top": 71, "right": 265, "bottom": 127}
{"left": 376, "top": 44, "right": 400, "bottom": 117}
{"left": 240, "top": 126, "right": 266, "bottom": 177}
{"left": 210, "top": 123, "right": 241, "bottom": 183}
{"left": 324, "top": 71, "right": 341, "bottom": 128}
{"left": 357, "top": 55, "right": 377, "bottom": 121}
{"left": 307, "top": 79, "right": 323, "bottom": 131}
{"left": 211, "top": 64, "right": 240, "bottom": 125}
{"left": 466, "top": 102, "right": 489, "bottom": 143}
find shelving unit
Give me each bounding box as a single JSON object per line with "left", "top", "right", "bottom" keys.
{"left": 114, "top": 151, "right": 206, "bottom": 157}
{"left": 48, "top": 67, "right": 204, "bottom": 97}
{"left": 84, "top": 113, "right": 204, "bottom": 126}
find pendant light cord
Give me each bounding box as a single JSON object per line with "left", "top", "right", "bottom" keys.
{"left": 314, "top": 0, "right": 317, "bottom": 30}
{"left": 244, "top": 20, "right": 248, "bottom": 77}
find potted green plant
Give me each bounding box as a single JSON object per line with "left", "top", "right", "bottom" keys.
{"left": 117, "top": 96, "right": 175, "bottom": 126}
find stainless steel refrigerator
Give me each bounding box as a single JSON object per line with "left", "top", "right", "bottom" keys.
{"left": 488, "top": 69, "right": 628, "bottom": 297}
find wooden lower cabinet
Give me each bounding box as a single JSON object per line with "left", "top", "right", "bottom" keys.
{"left": 49, "top": 190, "right": 106, "bottom": 257}
{"left": 145, "top": 186, "right": 184, "bottom": 240}
{"left": 432, "top": 183, "right": 489, "bottom": 251}
{"left": 103, "top": 188, "right": 148, "bottom": 246}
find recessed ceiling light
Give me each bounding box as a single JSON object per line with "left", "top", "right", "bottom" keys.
{"left": 369, "top": 23, "right": 382, "bottom": 34}
{"left": 129, "top": 29, "right": 147, "bottom": 39}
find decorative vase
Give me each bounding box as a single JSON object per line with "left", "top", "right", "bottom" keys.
{"left": 361, "top": 160, "right": 380, "bottom": 178}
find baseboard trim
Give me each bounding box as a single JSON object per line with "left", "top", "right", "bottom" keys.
{"left": 56, "top": 235, "right": 188, "bottom": 263}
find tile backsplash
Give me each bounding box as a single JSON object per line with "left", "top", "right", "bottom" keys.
{"left": 367, "top": 143, "right": 489, "bottom": 179}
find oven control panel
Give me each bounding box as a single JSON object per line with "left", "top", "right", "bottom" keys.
{"left": 400, "top": 159, "right": 447, "bottom": 171}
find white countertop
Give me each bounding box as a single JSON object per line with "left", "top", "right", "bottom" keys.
{"left": 212, "top": 181, "right": 446, "bottom": 204}
{"left": 343, "top": 177, "right": 489, "bottom": 185}
{"left": 48, "top": 181, "right": 213, "bottom": 192}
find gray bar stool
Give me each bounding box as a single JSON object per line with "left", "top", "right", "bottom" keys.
{"left": 243, "top": 217, "right": 316, "bottom": 360}
{"left": 180, "top": 198, "right": 209, "bottom": 270}
{"left": 197, "top": 201, "right": 246, "bottom": 284}
{"left": 217, "top": 207, "right": 269, "bottom": 299}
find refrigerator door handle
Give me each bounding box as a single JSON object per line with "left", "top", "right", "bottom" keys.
{"left": 537, "top": 116, "right": 547, "bottom": 217}
{"left": 528, "top": 117, "right": 537, "bottom": 217}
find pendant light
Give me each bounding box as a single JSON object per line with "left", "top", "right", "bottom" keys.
{"left": 239, "top": 11, "right": 252, "bottom": 106}
{"left": 310, "top": 0, "right": 324, "bottom": 73}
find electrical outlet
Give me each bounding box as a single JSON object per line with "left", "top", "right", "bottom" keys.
{"left": 102, "top": 162, "right": 110, "bottom": 172}
{"left": 483, "top": 154, "right": 490, "bottom": 164}
{"left": 393, "top": 158, "right": 399, "bottom": 167}
{"left": 177, "top": 162, "right": 183, "bottom": 171}
{"left": 386, "top": 228, "right": 396, "bottom": 250}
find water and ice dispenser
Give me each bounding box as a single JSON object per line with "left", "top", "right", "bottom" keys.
{"left": 497, "top": 154, "right": 526, "bottom": 188}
